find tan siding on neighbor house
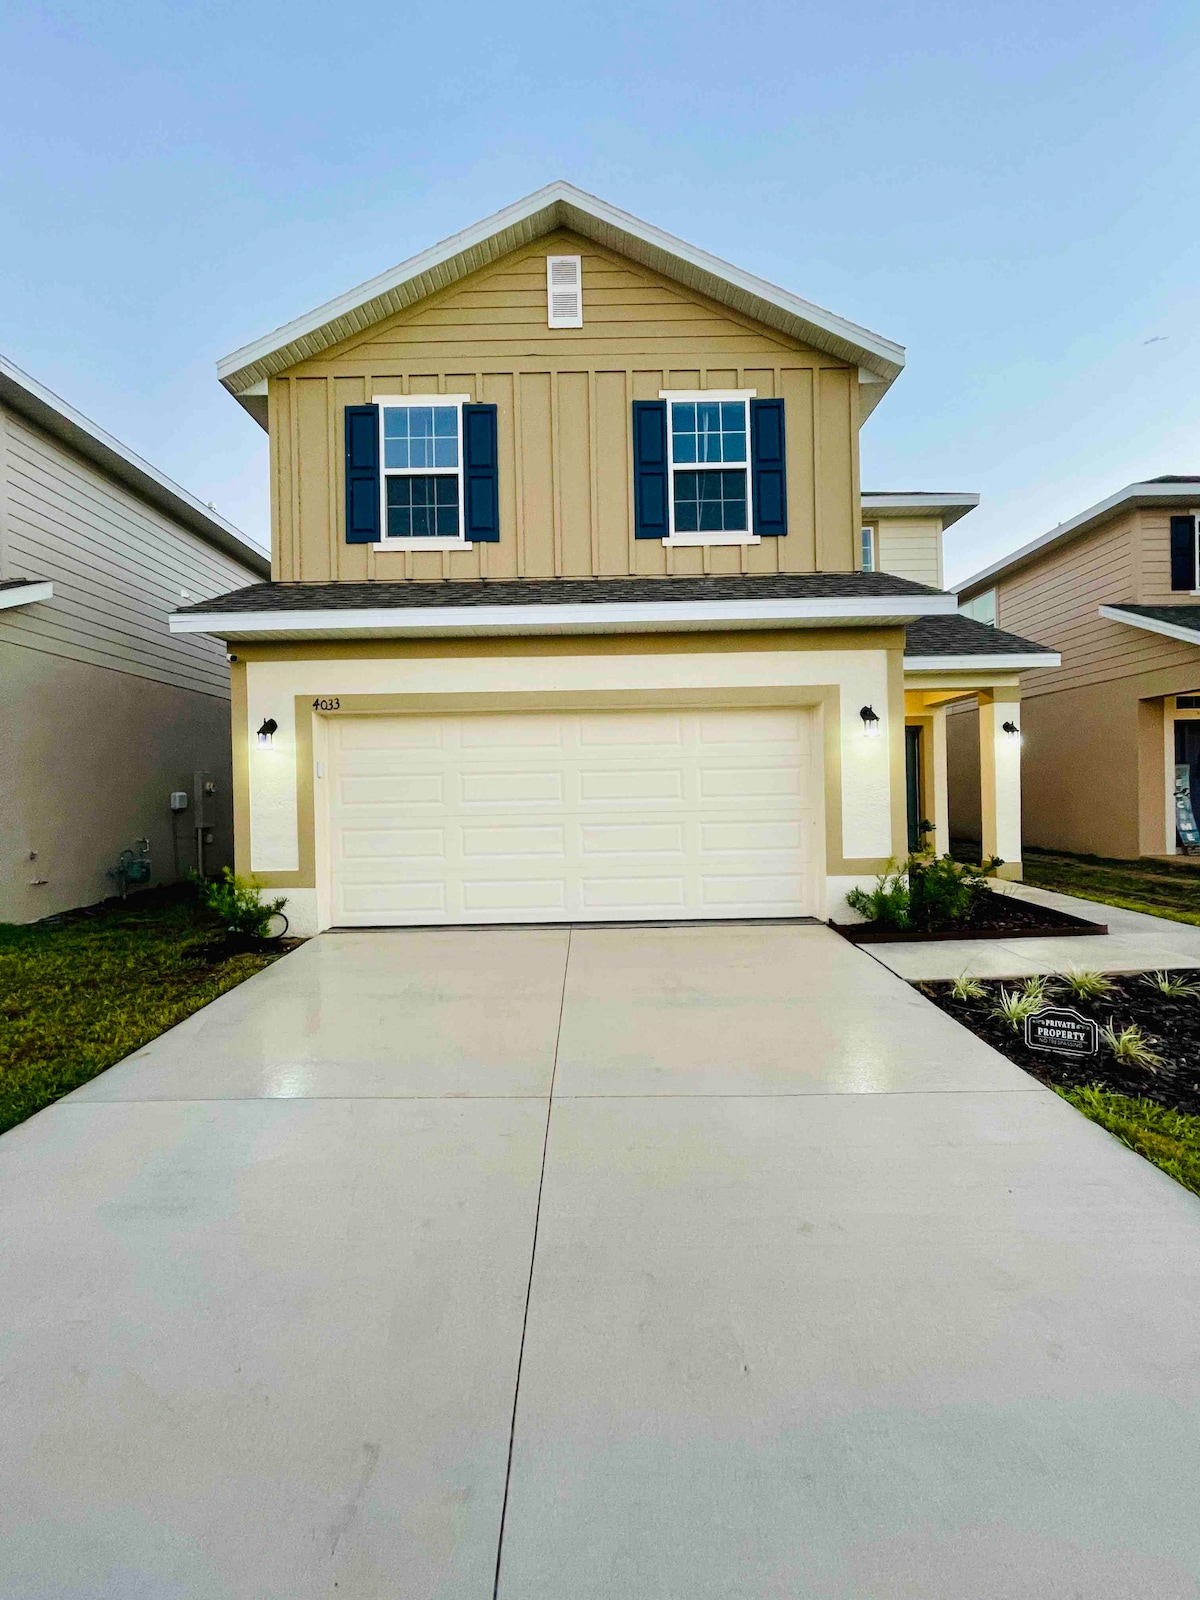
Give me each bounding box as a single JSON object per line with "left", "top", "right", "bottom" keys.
{"left": 992, "top": 511, "right": 1195, "bottom": 696}
{"left": 267, "top": 231, "right": 859, "bottom": 583}
{"left": 0, "top": 408, "right": 256, "bottom": 698}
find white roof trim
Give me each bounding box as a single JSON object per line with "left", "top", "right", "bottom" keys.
{"left": 0, "top": 580, "right": 53, "bottom": 611}
{"left": 218, "top": 181, "right": 905, "bottom": 411}
{"left": 862, "top": 492, "right": 980, "bottom": 529}
{"left": 904, "top": 650, "right": 1060, "bottom": 671}
{"left": 171, "top": 591, "right": 955, "bottom": 641}
{"left": 0, "top": 353, "right": 269, "bottom": 576}
{"left": 957, "top": 481, "right": 1200, "bottom": 597}
{"left": 1099, "top": 605, "right": 1200, "bottom": 648}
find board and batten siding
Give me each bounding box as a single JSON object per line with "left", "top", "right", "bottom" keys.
{"left": 0, "top": 407, "right": 260, "bottom": 699}
{"left": 873, "top": 518, "right": 942, "bottom": 589}
{"left": 267, "top": 231, "right": 860, "bottom": 584}
{"left": 994, "top": 509, "right": 1200, "bottom": 698}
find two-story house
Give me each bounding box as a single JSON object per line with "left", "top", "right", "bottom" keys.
{"left": 1, "top": 353, "right": 269, "bottom": 922}
{"left": 172, "top": 182, "right": 1057, "bottom": 934}
{"left": 955, "top": 477, "right": 1200, "bottom": 861}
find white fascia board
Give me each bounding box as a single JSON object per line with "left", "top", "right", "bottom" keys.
{"left": 1098, "top": 605, "right": 1200, "bottom": 648}
{"left": 862, "top": 492, "right": 980, "bottom": 528}
{"left": 904, "top": 650, "right": 1061, "bottom": 671}
{"left": 171, "top": 591, "right": 957, "bottom": 640}
{"left": 218, "top": 181, "right": 905, "bottom": 400}
{"left": 956, "top": 482, "right": 1200, "bottom": 598}
{"left": 0, "top": 581, "right": 53, "bottom": 611}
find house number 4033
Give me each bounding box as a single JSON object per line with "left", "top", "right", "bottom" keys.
{"left": 312, "top": 697, "right": 341, "bottom": 711}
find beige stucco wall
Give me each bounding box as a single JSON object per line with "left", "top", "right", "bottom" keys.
{"left": 0, "top": 639, "right": 234, "bottom": 922}
{"left": 267, "top": 230, "right": 860, "bottom": 585}
{"left": 228, "top": 628, "right": 909, "bottom": 933}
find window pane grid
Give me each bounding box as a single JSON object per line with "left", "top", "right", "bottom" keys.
{"left": 670, "top": 399, "right": 747, "bottom": 465}
{"left": 386, "top": 475, "right": 460, "bottom": 538}
{"left": 672, "top": 470, "right": 748, "bottom": 533}
{"left": 383, "top": 405, "right": 459, "bottom": 470}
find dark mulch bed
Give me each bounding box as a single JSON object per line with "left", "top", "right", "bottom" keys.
{"left": 921, "top": 973, "right": 1200, "bottom": 1116}
{"left": 833, "top": 888, "right": 1106, "bottom": 945}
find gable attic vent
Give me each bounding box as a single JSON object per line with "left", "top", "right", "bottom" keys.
{"left": 546, "top": 255, "right": 583, "bottom": 328}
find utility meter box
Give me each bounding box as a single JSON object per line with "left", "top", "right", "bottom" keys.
{"left": 170, "top": 791, "right": 189, "bottom": 812}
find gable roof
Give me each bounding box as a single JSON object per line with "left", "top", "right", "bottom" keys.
{"left": 0, "top": 352, "right": 269, "bottom": 575}
{"left": 217, "top": 181, "right": 906, "bottom": 428}
{"left": 956, "top": 477, "right": 1200, "bottom": 599}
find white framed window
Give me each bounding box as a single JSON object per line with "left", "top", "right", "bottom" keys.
{"left": 660, "top": 389, "right": 758, "bottom": 546}
{"left": 546, "top": 255, "right": 582, "bottom": 328}
{"left": 373, "top": 394, "right": 473, "bottom": 549}
{"left": 861, "top": 526, "right": 876, "bottom": 572}
{"left": 959, "top": 588, "right": 997, "bottom": 626}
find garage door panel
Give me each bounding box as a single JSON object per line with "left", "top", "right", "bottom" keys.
{"left": 329, "top": 710, "right": 818, "bottom": 926}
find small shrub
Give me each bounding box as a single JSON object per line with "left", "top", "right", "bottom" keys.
{"left": 950, "top": 972, "right": 986, "bottom": 1001}
{"left": 1100, "top": 1020, "right": 1163, "bottom": 1073}
{"left": 1059, "top": 968, "right": 1113, "bottom": 1000}
{"left": 990, "top": 987, "right": 1045, "bottom": 1031}
{"left": 197, "top": 868, "right": 288, "bottom": 941}
{"left": 1020, "top": 974, "right": 1055, "bottom": 1004}
{"left": 1140, "top": 970, "right": 1200, "bottom": 999}
{"left": 907, "top": 852, "right": 999, "bottom": 930}
{"left": 846, "top": 864, "right": 910, "bottom": 929}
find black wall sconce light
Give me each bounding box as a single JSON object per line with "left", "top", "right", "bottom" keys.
{"left": 1001, "top": 720, "right": 1021, "bottom": 737}
{"left": 859, "top": 704, "right": 881, "bottom": 737}
{"left": 257, "top": 718, "right": 278, "bottom": 748}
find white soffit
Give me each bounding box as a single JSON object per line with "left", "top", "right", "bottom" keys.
{"left": 903, "top": 650, "right": 1060, "bottom": 671}
{"left": 1099, "top": 606, "right": 1200, "bottom": 648}
{"left": 171, "top": 591, "right": 955, "bottom": 642}
{"left": 0, "top": 580, "right": 54, "bottom": 611}
{"left": 218, "top": 181, "right": 906, "bottom": 424}
{"left": 863, "top": 492, "right": 980, "bottom": 528}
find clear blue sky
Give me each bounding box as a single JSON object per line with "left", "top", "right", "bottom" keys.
{"left": 2, "top": 0, "right": 1198, "bottom": 581}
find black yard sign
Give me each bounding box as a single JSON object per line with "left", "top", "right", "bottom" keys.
{"left": 1024, "top": 1007, "right": 1099, "bottom": 1056}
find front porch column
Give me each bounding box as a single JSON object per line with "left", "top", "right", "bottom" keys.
{"left": 978, "top": 686, "right": 1023, "bottom": 879}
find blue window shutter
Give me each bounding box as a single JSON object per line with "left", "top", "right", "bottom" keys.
{"left": 1170, "top": 515, "right": 1196, "bottom": 591}
{"left": 632, "top": 401, "right": 669, "bottom": 538}
{"left": 751, "top": 399, "right": 787, "bottom": 536}
{"left": 344, "top": 405, "right": 380, "bottom": 543}
{"left": 463, "top": 403, "right": 500, "bottom": 541}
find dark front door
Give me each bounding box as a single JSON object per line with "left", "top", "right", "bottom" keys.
{"left": 905, "top": 726, "right": 922, "bottom": 853}
{"left": 1175, "top": 720, "right": 1200, "bottom": 849}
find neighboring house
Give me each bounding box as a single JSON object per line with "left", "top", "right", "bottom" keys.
{"left": 171, "top": 181, "right": 1056, "bottom": 935}
{"left": 955, "top": 476, "right": 1200, "bottom": 859}
{"left": 0, "top": 354, "right": 270, "bottom": 923}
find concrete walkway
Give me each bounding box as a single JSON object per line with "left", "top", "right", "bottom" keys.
{"left": 2, "top": 924, "right": 1200, "bottom": 1597}
{"left": 870, "top": 879, "right": 1200, "bottom": 982}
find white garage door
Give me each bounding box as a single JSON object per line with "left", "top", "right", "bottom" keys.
{"left": 328, "top": 707, "right": 819, "bottom": 926}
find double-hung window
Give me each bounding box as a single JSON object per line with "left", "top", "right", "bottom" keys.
{"left": 861, "top": 526, "right": 877, "bottom": 572}
{"left": 376, "top": 395, "right": 470, "bottom": 546}
{"left": 663, "top": 390, "right": 755, "bottom": 543}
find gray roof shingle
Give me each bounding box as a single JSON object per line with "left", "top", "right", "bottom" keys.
{"left": 903, "top": 613, "right": 1056, "bottom": 658}
{"left": 176, "top": 572, "right": 943, "bottom": 615}
{"left": 1104, "top": 603, "right": 1200, "bottom": 636}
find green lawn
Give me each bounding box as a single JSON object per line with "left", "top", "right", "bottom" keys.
{"left": 0, "top": 890, "right": 285, "bottom": 1136}
{"left": 1057, "top": 1085, "right": 1200, "bottom": 1198}
{"left": 1023, "top": 847, "right": 1200, "bottom": 927}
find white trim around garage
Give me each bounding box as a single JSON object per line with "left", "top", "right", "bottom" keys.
{"left": 171, "top": 591, "right": 959, "bottom": 641}
{"left": 1099, "top": 605, "right": 1200, "bottom": 649}
{"left": 0, "top": 580, "right": 53, "bottom": 611}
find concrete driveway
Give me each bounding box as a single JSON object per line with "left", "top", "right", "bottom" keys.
{"left": 3, "top": 924, "right": 1200, "bottom": 1598}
